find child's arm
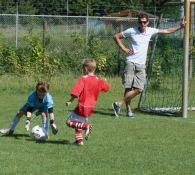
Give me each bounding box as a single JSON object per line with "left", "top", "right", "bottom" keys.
{"left": 65, "top": 77, "right": 83, "bottom": 106}
{"left": 65, "top": 95, "right": 77, "bottom": 106}
{"left": 48, "top": 108, "right": 58, "bottom": 135}
{"left": 99, "top": 79, "right": 110, "bottom": 93}
{"left": 25, "top": 111, "right": 32, "bottom": 131}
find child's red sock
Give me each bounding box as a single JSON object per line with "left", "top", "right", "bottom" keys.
{"left": 66, "top": 121, "right": 88, "bottom": 130}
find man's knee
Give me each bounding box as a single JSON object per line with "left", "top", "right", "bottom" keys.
{"left": 132, "top": 87, "right": 142, "bottom": 94}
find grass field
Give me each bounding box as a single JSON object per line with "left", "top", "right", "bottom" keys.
{"left": 0, "top": 75, "right": 195, "bottom": 175}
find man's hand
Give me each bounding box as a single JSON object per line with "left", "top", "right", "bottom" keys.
{"left": 25, "top": 120, "right": 31, "bottom": 131}
{"left": 180, "top": 17, "right": 186, "bottom": 28}
{"left": 124, "top": 48, "right": 134, "bottom": 56}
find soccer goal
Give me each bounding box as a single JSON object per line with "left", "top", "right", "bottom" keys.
{"left": 137, "top": 0, "right": 195, "bottom": 118}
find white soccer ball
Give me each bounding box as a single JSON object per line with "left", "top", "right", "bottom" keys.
{"left": 30, "top": 125, "right": 48, "bottom": 141}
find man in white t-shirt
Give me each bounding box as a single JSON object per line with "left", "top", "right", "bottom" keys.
{"left": 112, "top": 13, "right": 185, "bottom": 118}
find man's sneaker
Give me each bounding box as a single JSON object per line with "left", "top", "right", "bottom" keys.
{"left": 0, "top": 129, "right": 14, "bottom": 136}
{"left": 112, "top": 102, "right": 120, "bottom": 117}
{"left": 50, "top": 123, "right": 58, "bottom": 135}
{"left": 126, "top": 112, "right": 134, "bottom": 118}
{"left": 85, "top": 125, "right": 93, "bottom": 140}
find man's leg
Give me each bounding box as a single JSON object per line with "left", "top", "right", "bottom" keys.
{"left": 125, "top": 88, "right": 132, "bottom": 114}
{"left": 113, "top": 61, "right": 136, "bottom": 117}
{"left": 125, "top": 88, "right": 140, "bottom": 117}
{"left": 113, "top": 88, "right": 140, "bottom": 117}
{"left": 118, "top": 88, "right": 140, "bottom": 107}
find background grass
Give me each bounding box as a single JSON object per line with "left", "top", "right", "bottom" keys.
{"left": 0, "top": 74, "right": 195, "bottom": 175}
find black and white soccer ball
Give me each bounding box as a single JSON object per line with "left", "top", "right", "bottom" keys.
{"left": 30, "top": 125, "right": 48, "bottom": 141}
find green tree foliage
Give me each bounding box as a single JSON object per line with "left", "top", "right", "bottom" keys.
{"left": 0, "top": 0, "right": 37, "bottom": 14}
{"left": 0, "top": 0, "right": 183, "bottom": 19}
{"left": 0, "top": 36, "right": 60, "bottom": 78}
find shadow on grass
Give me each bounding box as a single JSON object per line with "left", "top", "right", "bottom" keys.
{"left": 25, "top": 138, "right": 74, "bottom": 145}
{"left": 34, "top": 140, "right": 88, "bottom": 147}
{"left": 94, "top": 108, "right": 114, "bottom": 116}
{"left": 36, "top": 139, "right": 70, "bottom": 145}
{"left": 1, "top": 133, "right": 30, "bottom": 140}
{"left": 65, "top": 107, "right": 115, "bottom": 117}
{"left": 1, "top": 134, "right": 82, "bottom": 146}
{"left": 26, "top": 139, "right": 89, "bottom": 146}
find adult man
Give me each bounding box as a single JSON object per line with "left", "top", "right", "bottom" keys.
{"left": 112, "top": 13, "right": 185, "bottom": 118}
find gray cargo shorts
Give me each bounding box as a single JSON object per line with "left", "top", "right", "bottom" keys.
{"left": 122, "top": 61, "right": 146, "bottom": 91}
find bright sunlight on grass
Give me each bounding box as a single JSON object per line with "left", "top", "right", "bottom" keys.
{"left": 0, "top": 74, "right": 195, "bottom": 175}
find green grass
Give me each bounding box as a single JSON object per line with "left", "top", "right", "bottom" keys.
{"left": 0, "top": 75, "right": 195, "bottom": 175}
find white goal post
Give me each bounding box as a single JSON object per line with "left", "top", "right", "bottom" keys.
{"left": 183, "top": 0, "right": 195, "bottom": 118}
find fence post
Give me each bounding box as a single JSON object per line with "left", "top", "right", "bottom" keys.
{"left": 15, "top": 2, "right": 19, "bottom": 49}
{"left": 117, "top": 24, "right": 123, "bottom": 75}
{"left": 66, "top": 0, "right": 69, "bottom": 16}
{"left": 42, "top": 16, "right": 46, "bottom": 50}
{"left": 86, "top": 4, "right": 89, "bottom": 45}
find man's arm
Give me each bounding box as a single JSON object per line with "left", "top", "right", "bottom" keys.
{"left": 114, "top": 33, "right": 134, "bottom": 55}
{"left": 158, "top": 17, "right": 186, "bottom": 34}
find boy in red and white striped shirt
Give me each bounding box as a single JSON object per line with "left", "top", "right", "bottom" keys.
{"left": 65, "top": 59, "right": 110, "bottom": 146}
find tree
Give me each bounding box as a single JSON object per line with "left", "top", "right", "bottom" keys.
{"left": 0, "top": 0, "right": 183, "bottom": 19}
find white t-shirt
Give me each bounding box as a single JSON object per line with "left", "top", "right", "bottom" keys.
{"left": 122, "top": 27, "right": 159, "bottom": 65}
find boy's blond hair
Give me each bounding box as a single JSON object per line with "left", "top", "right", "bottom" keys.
{"left": 36, "top": 81, "right": 49, "bottom": 93}
{"left": 82, "top": 59, "right": 96, "bottom": 73}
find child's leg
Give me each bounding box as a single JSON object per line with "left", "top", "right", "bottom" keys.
{"left": 0, "top": 111, "right": 24, "bottom": 135}
{"left": 41, "top": 114, "right": 47, "bottom": 128}
{"left": 66, "top": 120, "right": 88, "bottom": 130}
{"left": 8, "top": 111, "right": 24, "bottom": 132}
{"left": 66, "top": 112, "right": 93, "bottom": 143}
{"left": 41, "top": 112, "right": 49, "bottom": 135}
{"left": 75, "top": 129, "right": 83, "bottom": 144}
{"left": 45, "top": 116, "right": 49, "bottom": 135}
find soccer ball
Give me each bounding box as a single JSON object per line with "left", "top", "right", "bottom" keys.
{"left": 30, "top": 125, "right": 48, "bottom": 141}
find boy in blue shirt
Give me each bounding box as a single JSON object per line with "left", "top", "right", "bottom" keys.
{"left": 0, "top": 81, "right": 58, "bottom": 137}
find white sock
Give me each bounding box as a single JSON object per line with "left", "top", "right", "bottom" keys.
{"left": 42, "top": 117, "right": 47, "bottom": 128}
{"left": 42, "top": 117, "right": 49, "bottom": 135}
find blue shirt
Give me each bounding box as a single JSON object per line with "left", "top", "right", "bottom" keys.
{"left": 24, "top": 91, "right": 53, "bottom": 112}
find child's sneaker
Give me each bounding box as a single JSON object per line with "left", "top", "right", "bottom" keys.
{"left": 85, "top": 125, "right": 93, "bottom": 140}
{"left": 112, "top": 102, "right": 120, "bottom": 117}
{"left": 50, "top": 123, "right": 58, "bottom": 135}
{"left": 74, "top": 141, "right": 84, "bottom": 146}
{"left": 0, "top": 129, "right": 14, "bottom": 136}
{"left": 126, "top": 112, "right": 134, "bottom": 118}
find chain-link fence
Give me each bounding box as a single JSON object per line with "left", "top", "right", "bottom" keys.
{"left": 0, "top": 14, "right": 181, "bottom": 50}
{"left": 0, "top": 14, "right": 155, "bottom": 49}
{"left": 0, "top": 2, "right": 194, "bottom": 116}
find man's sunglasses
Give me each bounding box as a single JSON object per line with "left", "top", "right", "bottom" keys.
{"left": 138, "top": 21, "right": 148, "bottom": 24}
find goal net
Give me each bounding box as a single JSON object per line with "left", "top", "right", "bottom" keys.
{"left": 137, "top": 4, "right": 195, "bottom": 116}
